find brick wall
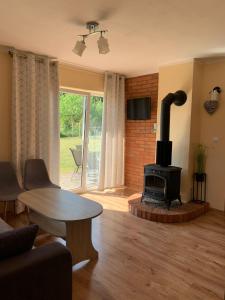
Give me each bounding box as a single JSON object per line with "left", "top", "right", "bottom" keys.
{"left": 125, "top": 73, "right": 158, "bottom": 191}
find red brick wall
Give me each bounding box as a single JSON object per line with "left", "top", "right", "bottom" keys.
{"left": 125, "top": 73, "right": 158, "bottom": 191}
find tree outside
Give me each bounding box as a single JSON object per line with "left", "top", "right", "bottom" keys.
{"left": 60, "top": 91, "right": 103, "bottom": 137}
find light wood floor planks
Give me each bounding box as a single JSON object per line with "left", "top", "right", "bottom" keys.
{"left": 8, "top": 188, "right": 225, "bottom": 300}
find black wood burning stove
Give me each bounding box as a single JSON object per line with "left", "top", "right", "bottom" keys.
{"left": 142, "top": 90, "right": 187, "bottom": 209}
{"left": 143, "top": 164, "right": 182, "bottom": 208}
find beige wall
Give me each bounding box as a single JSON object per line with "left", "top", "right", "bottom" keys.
{"left": 0, "top": 55, "right": 105, "bottom": 215}
{"left": 158, "top": 61, "right": 195, "bottom": 202}
{"left": 187, "top": 61, "right": 203, "bottom": 199}
{"left": 0, "top": 48, "right": 224, "bottom": 210}
{"left": 0, "top": 51, "right": 11, "bottom": 160}
{"left": 59, "top": 63, "right": 104, "bottom": 92}
{"left": 0, "top": 57, "right": 104, "bottom": 162}
{"left": 198, "top": 59, "right": 225, "bottom": 210}
{"left": 158, "top": 59, "right": 225, "bottom": 210}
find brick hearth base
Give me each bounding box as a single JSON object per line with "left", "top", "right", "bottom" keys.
{"left": 128, "top": 194, "right": 209, "bottom": 223}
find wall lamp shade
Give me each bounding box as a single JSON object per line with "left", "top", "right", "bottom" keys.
{"left": 204, "top": 86, "right": 222, "bottom": 115}
{"left": 97, "top": 36, "right": 110, "bottom": 54}
{"left": 73, "top": 40, "right": 86, "bottom": 56}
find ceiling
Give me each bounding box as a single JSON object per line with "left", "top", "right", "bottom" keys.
{"left": 1, "top": 0, "right": 225, "bottom": 76}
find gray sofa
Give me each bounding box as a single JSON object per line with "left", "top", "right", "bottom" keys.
{"left": 0, "top": 218, "right": 72, "bottom": 300}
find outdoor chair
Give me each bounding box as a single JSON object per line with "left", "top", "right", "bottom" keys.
{"left": 24, "top": 159, "right": 60, "bottom": 190}
{"left": 69, "top": 148, "right": 82, "bottom": 177}
{"left": 0, "top": 161, "right": 24, "bottom": 220}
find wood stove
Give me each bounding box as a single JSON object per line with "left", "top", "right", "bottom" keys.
{"left": 142, "top": 90, "right": 187, "bottom": 209}
{"left": 144, "top": 164, "right": 181, "bottom": 209}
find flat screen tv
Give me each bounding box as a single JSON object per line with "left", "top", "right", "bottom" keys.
{"left": 127, "top": 97, "right": 151, "bottom": 120}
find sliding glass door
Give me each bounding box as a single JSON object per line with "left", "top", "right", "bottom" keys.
{"left": 86, "top": 96, "right": 103, "bottom": 188}
{"left": 59, "top": 90, "right": 103, "bottom": 192}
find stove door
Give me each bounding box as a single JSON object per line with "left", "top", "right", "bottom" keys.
{"left": 144, "top": 174, "right": 166, "bottom": 201}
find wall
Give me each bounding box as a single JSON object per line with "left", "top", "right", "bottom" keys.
{"left": 125, "top": 74, "right": 158, "bottom": 191}
{"left": 188, "top": 61, "right": 203, "bottom": 195}
{"left": 1, "top": 49, "right": 224, "bottom": 209}
{"left": 0, "top": 51, "right": 12, "bottom": 214}
{"left": 157, "top": 61, "right": 194, "bottom": 202}
{"left": 0, "top": 59, "right": 104, "bottom": 164}
{"left": 157, "top": 59, "right": 225, "bottom": 210}
{"left": 59, "top": 63, "right": 104, "bottom": 92}
{"left": 0, "top": 51, "right": 12, "bottom": 160}
{"left": 198, "top": 59, "right": 225, "bottom": 210}
{"left": 0, "top": 55, "right": 104, "bottom": 216}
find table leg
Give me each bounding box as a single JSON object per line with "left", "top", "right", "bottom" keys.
{"left": 66, "top": 219, "right": 98, "bottom": 265}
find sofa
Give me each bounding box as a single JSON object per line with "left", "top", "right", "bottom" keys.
{"left": 0, "top": 217, "right": 72, "bottom": 300}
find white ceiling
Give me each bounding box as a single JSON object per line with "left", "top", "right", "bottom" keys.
{"left": 1, "top": 0, "right": 225, "bottom": 76}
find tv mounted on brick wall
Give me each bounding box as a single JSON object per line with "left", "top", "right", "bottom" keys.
{"left": 127, "top": 97, "right": 151, "bottom": 120}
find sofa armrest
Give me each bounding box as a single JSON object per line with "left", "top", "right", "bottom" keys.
{"left": 0, "top": 242, "right": 72, "bottom": 300}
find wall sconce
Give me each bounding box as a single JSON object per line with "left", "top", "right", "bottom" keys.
{"left": 204, "top": 86, "right": 222, "bottom": 115}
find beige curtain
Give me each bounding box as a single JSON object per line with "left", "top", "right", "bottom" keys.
{"left": 11, "top": 50, "right": 60, "bottom": 213}
{"left": 98, "top": 72, "right": 125, "bottom": 190}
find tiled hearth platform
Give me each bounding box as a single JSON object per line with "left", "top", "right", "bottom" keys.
{"left": 128, "top": 194, "right": 209, "bottom": 223}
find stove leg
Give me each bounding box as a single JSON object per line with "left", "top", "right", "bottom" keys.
{"left": 166, "top": 200, "right": 171, "bottom": 210}
{"left": 178, "top": 195, "right": 182, "bottom": 205}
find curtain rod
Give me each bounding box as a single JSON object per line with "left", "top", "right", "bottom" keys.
{"left": 0, "top": 45, "right": 57, "bottom": 61}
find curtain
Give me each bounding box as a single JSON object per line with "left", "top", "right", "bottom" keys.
{"left": 12, "top": 50, "right": 59, "bottom": 212}
{"left": 98, "top": 72, "right": 125, "bottom": 190}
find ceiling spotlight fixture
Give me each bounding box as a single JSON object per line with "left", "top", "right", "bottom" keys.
{"left": 73, "top": 21, "right": 110, "bottom": 56}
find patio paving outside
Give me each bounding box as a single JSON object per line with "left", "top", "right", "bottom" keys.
{"left": 60, "top": 171, "right": 81, "bottom": 190}
{"left": 60, "top": 170, "right": 99, "bottom": 190}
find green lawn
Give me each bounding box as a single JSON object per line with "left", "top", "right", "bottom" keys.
{"left": 60, "top": 136, "right": 101, "bottom": 175}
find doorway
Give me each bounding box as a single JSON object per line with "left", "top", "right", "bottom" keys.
{"left": 59, "top": 90, "right": 103, "bottom": 191}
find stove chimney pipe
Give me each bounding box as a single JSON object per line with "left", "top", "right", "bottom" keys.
{"left": 156, "top": 90, "right": 187, "bottom": 166}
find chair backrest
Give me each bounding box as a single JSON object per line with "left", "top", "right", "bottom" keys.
{"left": 69, "top": 148, "right": 82, "bottom": 166}
{"left": 24, "top": 159, "right": 51, "bottom": 190}
{"left": 0, "top": 161, "right": 21, "bottom": 192}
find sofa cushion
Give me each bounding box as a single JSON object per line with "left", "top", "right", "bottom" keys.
{"left": 0, "top": 224, "right": 39, "bottom": 260}
{"left": 0, "top": 218, "right": 12, "bottom": 234}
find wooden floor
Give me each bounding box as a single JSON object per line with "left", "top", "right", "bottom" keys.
{"left": 8, "top": 188, "right": 225, "bottom": 300}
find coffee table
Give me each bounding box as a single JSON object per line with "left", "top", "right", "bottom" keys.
{"left": 18, "top": 188, "right": 103, "bottom": 265}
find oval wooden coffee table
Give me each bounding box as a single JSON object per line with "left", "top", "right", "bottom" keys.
{"left": 18, "top": 188, "right": 103, "bottom": 265}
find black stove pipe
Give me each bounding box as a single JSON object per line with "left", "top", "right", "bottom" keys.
{"left": 156, "top": 90, "right": 187, "bottom": 166}
{"left": 160, "top": 90, "right": 187, "bottom": 141}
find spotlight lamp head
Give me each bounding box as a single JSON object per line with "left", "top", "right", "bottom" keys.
{"left": 97, "top": 32, "right": 110, "bottom": 54}
{"left": 72, "top": 37, "right": 86, "bottom": 57}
